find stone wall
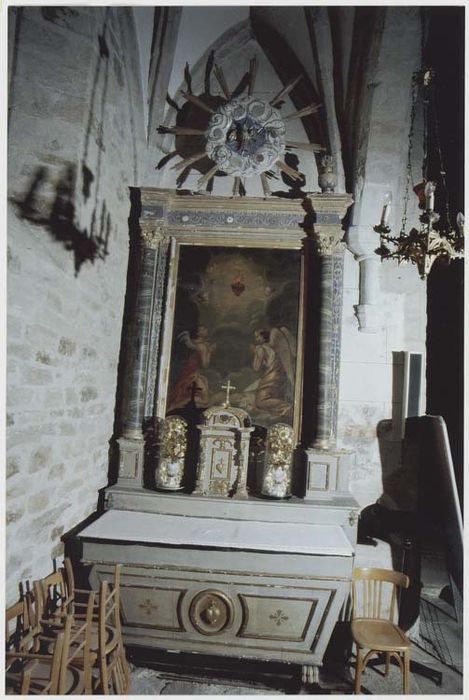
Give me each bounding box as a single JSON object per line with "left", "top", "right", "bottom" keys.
{"left": 6, "top": 6, "right": 431, "bottom": 603}
{"left": 6, "top": 6, "right": 152, "bottom": 603}
{"left": 338, "top": 252, "right": 426, "bottom": 510}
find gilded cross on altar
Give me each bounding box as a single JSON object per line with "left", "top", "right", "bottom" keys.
{"left": 221, "top": 379, "right": 236, "bottom": 407}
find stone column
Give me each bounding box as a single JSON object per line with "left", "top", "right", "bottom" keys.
{"left": 308, "top": 214, "right": 346, "bottom": 450}
{"left": 347, "top": 224, "right": 382, "bottom": 333}
{"left": 116, "top": 221, "right": 167, "bottom": 489}
{"left": 304, "top": 193, "right": 355, "bottom": 498}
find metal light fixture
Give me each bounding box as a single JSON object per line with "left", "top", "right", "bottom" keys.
{"left": 374, "top": 69, "right": 464, "bottom": 279}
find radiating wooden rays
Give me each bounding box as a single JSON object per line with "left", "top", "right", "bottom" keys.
{"left": 158, "top": 62, "right": 325, "bottom": 197}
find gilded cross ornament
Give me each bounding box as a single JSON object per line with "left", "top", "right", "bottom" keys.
{"left": 139, "top": 598, "right": 158, "bottom": 616}
{"left": 221, "top": 379, "right": 236, "bottom": 407}
{"left": 269, "top": 609, "right": 289, "bottom": 626}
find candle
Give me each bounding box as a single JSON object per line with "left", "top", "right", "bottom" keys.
{"left": 380, "top": 191, "right": 392, "bottom": 227}
{"left": 425, "top": 181, "right": 436, "bottom": 212}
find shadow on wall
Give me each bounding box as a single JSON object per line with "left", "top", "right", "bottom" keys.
{"left": 10, "top": 163, "right": 111, "bottom": 275}
{"left": 270, "top": 152, "right": 307, "bottom": 199}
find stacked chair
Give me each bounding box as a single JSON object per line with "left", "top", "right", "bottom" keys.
{"left": 5, "top": 559, "right": 131, "bottom": 695}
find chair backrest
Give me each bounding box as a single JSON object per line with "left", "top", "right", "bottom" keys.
{"left": 37, "top": 567, "right": 74, "bottom": 621}
{"left": 7, "top": 617, "right": 70, "bottom": 695}
{"left": 63, "top": 557, "right": 76, "bottom": 601}
{"left": 99, "top": 565, "right": 122, "bottom": 647}
{"left": 6, "top": 589, "right": 41, "bottom": 654}
{"left": 97, "top": 565, "right": 130, "bottom": 694}
{"left": 351, "top": 567, "right": 410, "bottom": 622}
{"left": 60, "top": 591, "right": 95, "bottom": 694}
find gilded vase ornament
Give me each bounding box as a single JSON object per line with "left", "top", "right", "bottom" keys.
{"left": 155, "top": 416, "right": 188, "bottom": 490}
{"left": 261, "top": 423, "right": 294, "bottom": 498}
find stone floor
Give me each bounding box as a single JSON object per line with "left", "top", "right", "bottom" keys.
{"left": 128, "top": 550, "right": 463, "bottom": 695}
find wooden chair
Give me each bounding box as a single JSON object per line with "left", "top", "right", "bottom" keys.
{"left": 351, "top": 567, "right": 411, "bottom": 694}
{"left": 35, "top": 573, "right": 96, "bottom": 694}
{"left": 94, "top": 566, "right": 131, "bottom": 694}
{"left": 55, "top": 558, "right": 130, "bottom": 693}
{"left": 6, "top": 614, "right": 85, "bottom": 694}
{"left": 6, "top": 593, "right": 40, "bottom": 655}
{"left": 35, "top": 567, "right": 74, "bottom": 622}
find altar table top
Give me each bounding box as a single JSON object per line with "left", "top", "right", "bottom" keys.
{"left": 78, "top": 509, "right": 354, "bottom": 557}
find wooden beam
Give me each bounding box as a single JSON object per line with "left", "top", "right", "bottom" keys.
{"left": 285, "top": 140, "right": 326, "bottom": 153}
{"left": 171, "top": 153, "right": 206, "bottom": 171}
{"left": 180, "top": 91, "right": 215, "bottom": 114}
{"left": 197, "top": 164, "right": 220, "bottom": 190}
{"left": 213, "top": 64, "right": 231, "bottom": 99}
{"left": 270, "top": 75, "right": 302, "bottom": 107}
{"left": 248, "top": 56, "right": 258, "bottom": 97}
{"left": 284, "top": 104, "right": 321, "bottom": 121}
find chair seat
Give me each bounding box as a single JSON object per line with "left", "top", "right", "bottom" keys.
{"left": 43, "top": 621, "right": 116, "bottom": 656}
{"left": 352, "top": 618, "right": 411, "bottom": 652}
{"left": 6, "top": 659, "right": 85, "bottom": 694}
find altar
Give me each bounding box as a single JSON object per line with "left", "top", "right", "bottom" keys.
{"left": 78, "top": 508, "right": 354, "bottom": 683}
{"left": 72, "top": 188, "right": 358, "bottom": 684}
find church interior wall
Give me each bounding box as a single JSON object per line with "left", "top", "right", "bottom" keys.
{"left": 6, "top": 5, "right": 438, "bottom": 604}
{"left": 6, "top": 5, "right": 155, "bottom": 603}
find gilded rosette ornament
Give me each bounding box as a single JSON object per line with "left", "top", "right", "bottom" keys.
{"left": 155, "top": 416, "right": 188, "bottom": 490}
{"left": 261, "top": 423, "right": 294, "bottom": 498}
{"left": 205, "top": 97, "right": 286, "bottom": 178}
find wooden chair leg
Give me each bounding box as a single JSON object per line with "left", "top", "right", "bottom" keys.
{"left": 385, "top": 651, "right": 390, "bottom": 676}
{"left": 354, "top": 647, "right": 363, "bottom": 694}
{"left": 403, "top": 650, "right": 410, "bottom": 694}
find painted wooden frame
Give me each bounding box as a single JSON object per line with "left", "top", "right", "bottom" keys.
{"left": 154, "top": 219, "right": 305, "bottom": 443}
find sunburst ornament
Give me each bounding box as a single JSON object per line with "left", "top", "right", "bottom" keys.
{"left": 157, "top": 56, "right": 325, "bottom": 197}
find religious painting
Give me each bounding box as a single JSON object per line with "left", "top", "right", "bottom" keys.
{"left": 164, "top": 245, "right": 302, "bottom": 433}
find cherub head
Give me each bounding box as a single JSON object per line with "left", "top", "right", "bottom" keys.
{"left": 254, "top": 329, "right": 270, "bottom": 344}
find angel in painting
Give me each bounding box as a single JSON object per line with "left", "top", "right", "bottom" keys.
{"left": 248, "top": 327, "right": 296, "bottom": 421}
{"left": 166, "top": 326, "right": 216, "bottom": 413}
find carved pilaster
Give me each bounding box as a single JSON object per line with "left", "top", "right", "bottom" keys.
{"left": 304, "top": 193, "right": 353, "bottom": 451}
{"left": 118, "top": 220, "right": 168, "bottom": 489}
{"left": 144, "top": 230, "right": 171, "bottom": 419}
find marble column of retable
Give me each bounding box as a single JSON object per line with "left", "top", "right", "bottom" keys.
{"left": 117, "top": 222, "right": 168, "bottom": 489}
{"left": 304, "top": 193, "right": 355, "bottom": 498}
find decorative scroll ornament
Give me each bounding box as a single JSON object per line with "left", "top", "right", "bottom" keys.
{"left": 261, "top": 423, "right": 294, "bottom": 499}
{"left": 155, "top": 416, "right": 188, "bottom": 491}
{"left": 157, "top": 57, "right": 325, "bottom": 196}
{"left": 205, "top": 97, "right": 286, "bottom": 178}
{"left": 140, "top": 223, "right": 165, "bottom": 250}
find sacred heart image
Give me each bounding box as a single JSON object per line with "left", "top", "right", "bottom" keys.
{"left": 165, "top": 245, "right": 301, "bottom": 430}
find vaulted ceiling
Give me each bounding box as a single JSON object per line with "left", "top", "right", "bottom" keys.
{"left": 131, "top": 5, "right": 423, "bottom": 206}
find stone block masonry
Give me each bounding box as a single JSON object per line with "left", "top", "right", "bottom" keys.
{"left": 6, "top": 6, "right": 154, "bottom": 604}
